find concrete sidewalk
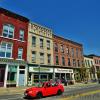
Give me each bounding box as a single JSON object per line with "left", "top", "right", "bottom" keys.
{"left": 0, "top": 82, "right": 98, "bottom": 96}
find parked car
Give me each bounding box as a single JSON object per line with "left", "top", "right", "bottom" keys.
{"left": 24, "top": 81, "right": 64, "bottom": 99}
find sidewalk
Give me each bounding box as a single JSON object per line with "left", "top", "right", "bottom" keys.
{"left": 0, "top": 86, "right": 28, "bottom": 95}
{"left": 0, "top": 82, "right": 98, "bottom": 96}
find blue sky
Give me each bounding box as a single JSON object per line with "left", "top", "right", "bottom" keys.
{"left": 0, "top": 0, "right": 100, "bottom": 55}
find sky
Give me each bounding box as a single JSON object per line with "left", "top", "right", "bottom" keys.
{"left": 0, "top": 0, "right": 100, "bottom": 55}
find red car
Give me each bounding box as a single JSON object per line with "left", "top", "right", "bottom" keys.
{"left": 24, "top": 81, "right": 64, "bottom": 99}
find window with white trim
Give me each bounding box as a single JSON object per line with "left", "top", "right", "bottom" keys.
{"left": 19, "top": 29, "right": 24, "bottom": 41}
{"left": 47, "top": 54, "right": 51, "bottom": 64}
{"left": 18, "top": 48, "right": 23, "bottom": 59}
{"left": 0, "top": 42, "right": 12, "bottom": 58}
{"left": 32, "top": 36, "right": 36, "bottom": 47}
{"left": 47, "top": 40, "right": 50, "bottom": 50}
{"left": 40, "top": 53, "right": 44, "bottom": 64}
{"left": 2, "top": 24, "right": 14, "bottom": 38}
{"left": 40, "top": 39, "right": 43, "bottom": 49}
{"left": 32, "top": 51, "right": 36, "bottom": 63}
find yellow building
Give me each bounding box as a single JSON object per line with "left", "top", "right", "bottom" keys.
{"left": 27, "top": 22, "right": 54, "bottom": 85}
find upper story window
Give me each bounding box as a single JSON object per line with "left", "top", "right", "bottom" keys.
{"left": 47, "top": 54, "right": 51, "bottom": 64}
{"left": 76, "top": 48, "right": 78, "bottom": 57}
{"left": 40, "top": 53, "right": 44, "bottom": 64}
{"left": 32, "top": 51, "right": 36, "bottom": 63}
{"left": 40, "top": 39, "right": 43, "bottom": 49}
{"left": 19, "top": 29, "right": 24, "bottom": 41}
{"left": 77, "top": 60, "right": 80, "bottom": 67}
{"left": 54, "top": 43, "right": 58, "bottom": 52}
{"left": 71, "top": 48, "right": 74, "bottom": 57}
{"left": 73, "top": 59, "right": 76, "bottom": 66}
{"left": 2, "top": 24, "right": 14, "bottom": 38}
{"left": 18, "top": 48, "right": 23, "bottom": 59}
{"left": 68, "top": 58, "right": 71, "bottom": 66}
{"left": 62, "top": 57, "right": 65, "bottom": 66}
{"left": 0, "top": 42, "right": 12, "bottom": 58}
{"left": 66, "top": 47, "right": 69, "bottom": 55}
{"left": 32, "top": 36, "right": 36, "bottom": 47}
{"left": 47, "top": 40, "right": 50, "bottom": 50}
{"left": 56, "top": 55, "right": 59, "bottom": 65}
{"left": 60, "top": 45, "right": 64, "bottom": 53}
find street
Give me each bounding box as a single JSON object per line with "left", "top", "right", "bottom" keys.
{"left": 0, "top": 83, "right": 100, "bottom": 100}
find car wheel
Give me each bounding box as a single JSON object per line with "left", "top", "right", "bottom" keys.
{"left": 36, "top": 92, "right": 43, "bottom": 99}
{"left": 57, "top": 90, "right": 62, "bottom": 95}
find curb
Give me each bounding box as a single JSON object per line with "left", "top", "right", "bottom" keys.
{"left": 59, "top": 89, "right": 100, "bottom": 100}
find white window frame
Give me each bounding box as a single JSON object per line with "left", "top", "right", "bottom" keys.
{"left": 0, "top": 42, "right": 13, "bottom": 58}
{"left": 18, "top": 48, "right": 23, "bottom": 59}
{"left": 40, "top": 53, "right": 44, "bottom": 64}
{"left": 47, "top": 40, "right": 50, "bottom": 50}
{"left": 19, "top": 29, "right": 24, "bottom": 41}
{"left": 32, "top": 51, "right": 36, "bottom": 63}
{"left": 2, "top": 24, "right": 14, "bottom": 39}
{"left": 32, "top": 36, "right": 36, "bottom": 47}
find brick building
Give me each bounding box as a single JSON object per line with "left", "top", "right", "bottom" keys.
{"left": 53, "top": 35, "right": 84, "bottom": 82}
{"left": 0, "top": 8, "right": 29, "bottom": 87}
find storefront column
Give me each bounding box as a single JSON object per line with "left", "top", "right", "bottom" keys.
{"left": 31, "top": 73, "right": 33, "bottom": 86}
{"left": 72, "top": 73, "right": 75, "bottom": 83}
{"left": 4, "top": 64, "right": 8, "bottom": 88}
{"left": 53, "top": 67, "right": 55, "bottom": 80}
{"left": 25, "top": 65, "right": 28, "bottom": 86}
{"left": 16, "top": 65, "right": 19, "bottom": 87}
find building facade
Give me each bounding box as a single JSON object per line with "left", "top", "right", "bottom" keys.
{"left": 0, "top": 8, "right": 29, "bottom": 87}
{"left": 53, "top": 35, "right": 84, "bottom": 82}
{"left": 88, "top": 55, "right": 100, "bottom": 80}
{"left": 84, "top": 55, "right": 95, "bottom": 81}
{"left": 27, "top": 22, "right": 54, "bottom": 85}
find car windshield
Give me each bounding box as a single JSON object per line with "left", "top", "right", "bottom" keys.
{"left": 34, "top": 82, "right": 45, "bottom": 88}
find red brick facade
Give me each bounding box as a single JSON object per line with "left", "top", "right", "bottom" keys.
{"left": 53, "top": 35, "right": 84, "bottom": 68}
{"left": 0, "top": 8, "right": 29, "bottom": 61}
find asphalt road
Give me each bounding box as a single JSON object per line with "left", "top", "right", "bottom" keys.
{"left": 0, "top": 84, "right": 100, "bottom": 100}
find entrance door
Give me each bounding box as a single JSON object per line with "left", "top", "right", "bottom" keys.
{"left": 0, "top": 68, "right": 5, "bottom": 87}
{"left": 18, "top": 70, "right": 25, "bottom": 86}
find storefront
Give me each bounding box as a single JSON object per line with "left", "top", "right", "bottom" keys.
{"left": 0, "top": 64, "right": 6, "bottom": 87}
{"left": 0, "top": 58, "right": 27, "bottom": 87}
{"left": 54, "top": 68, "right": 74, "bottom": 81}
{"left": 28, "top": 66, "right": 53, "bottom": 86}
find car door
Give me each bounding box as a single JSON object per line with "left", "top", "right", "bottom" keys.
{"left": 51, "top": 83, "right": 59, "bottom": 95}
{"left": 44, "top": 82, "right": 52, "bottom": 96}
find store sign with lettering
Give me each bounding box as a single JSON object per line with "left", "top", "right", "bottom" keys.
{"left": 55, "top": 68, "right": 73, "bottom": 73}
{"left": 29, "top": 67, "right": 53, "bottom": 73}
